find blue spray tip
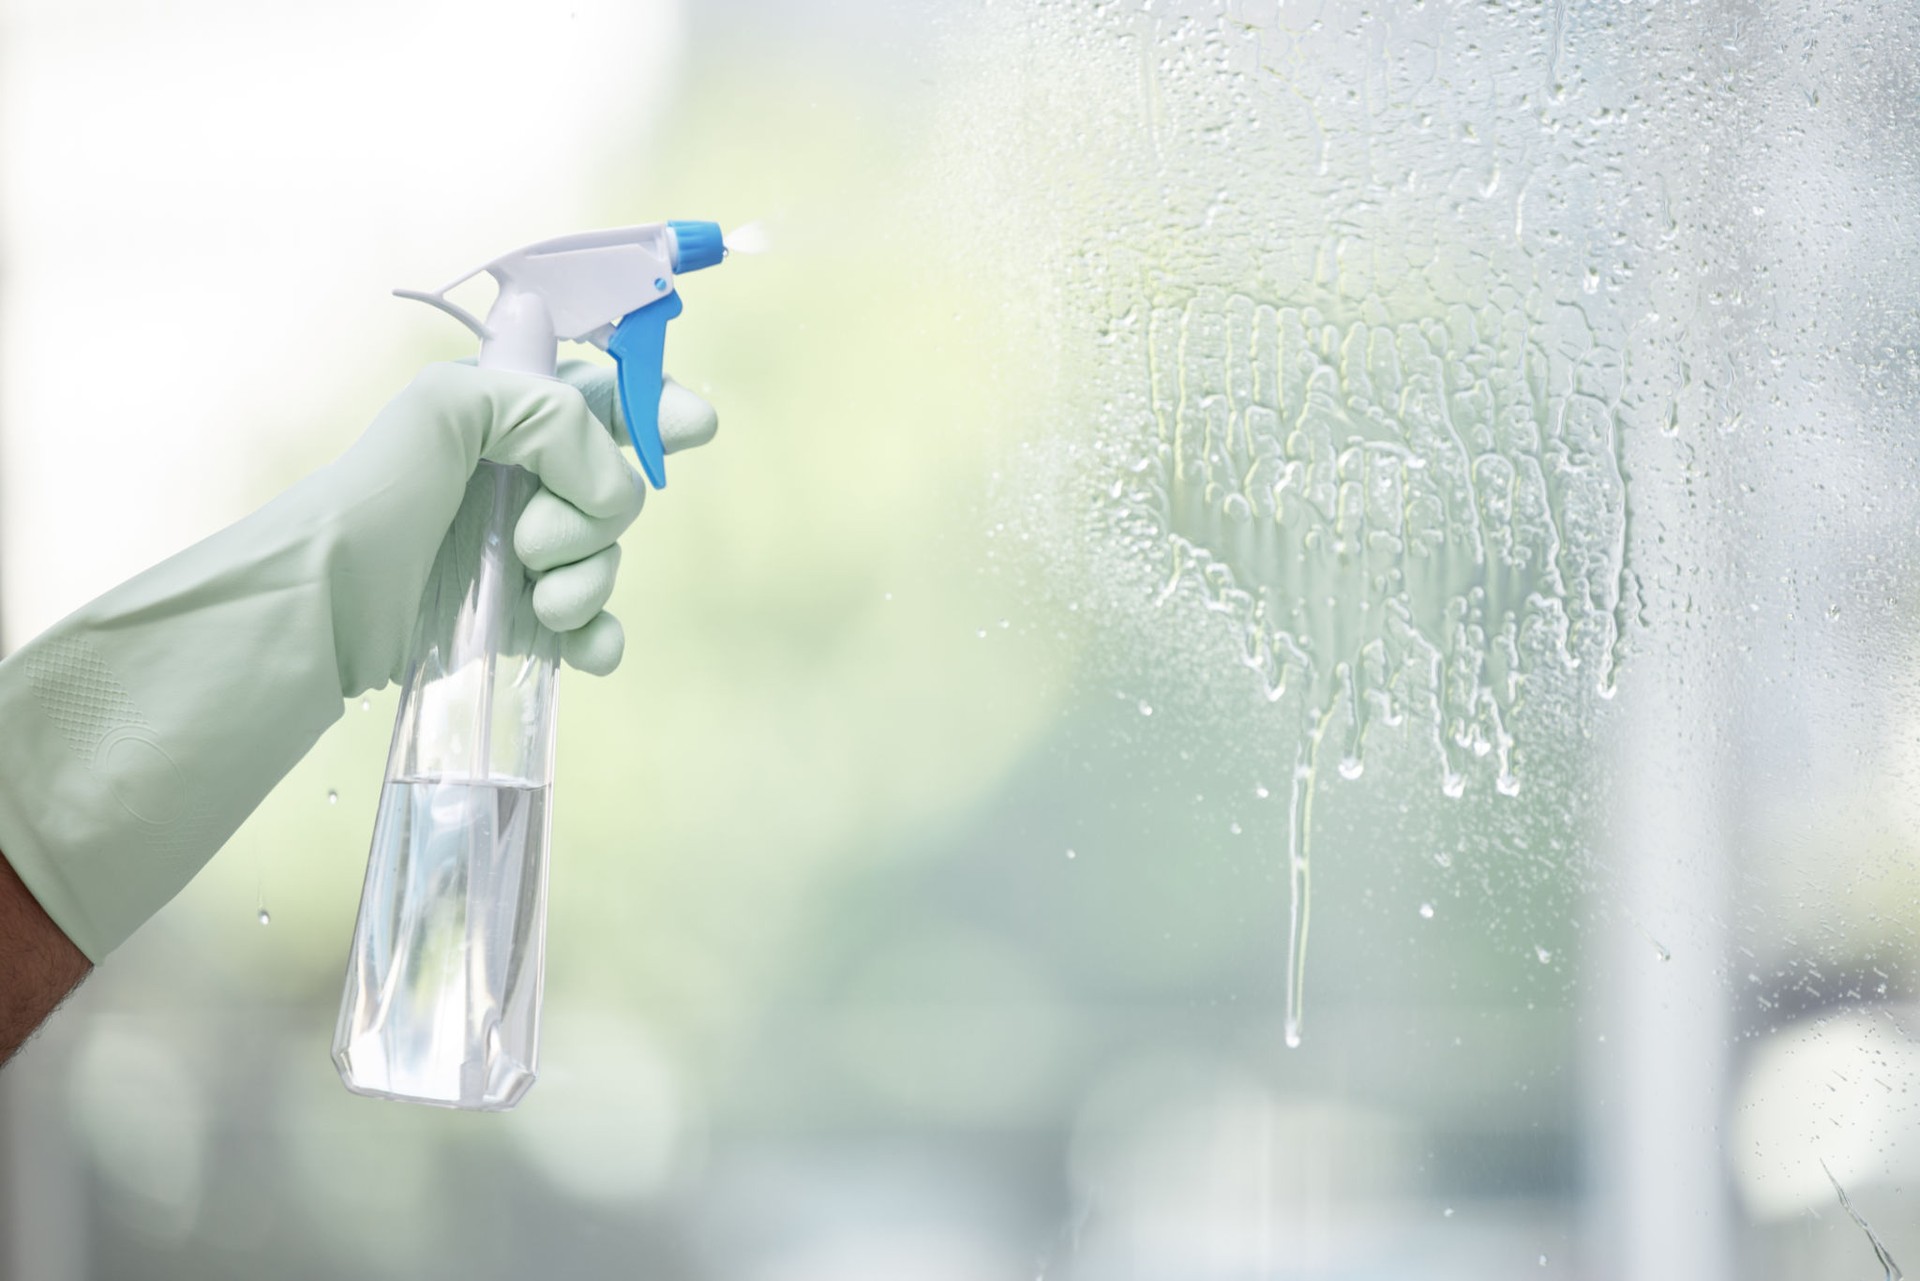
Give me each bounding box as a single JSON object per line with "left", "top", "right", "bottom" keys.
{"left": 668, "top": 221, "right": 725, "bottom": 274}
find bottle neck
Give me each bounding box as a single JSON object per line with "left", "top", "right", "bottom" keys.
{"left": 478, "top": 287, "right": 559, "bottom": 375}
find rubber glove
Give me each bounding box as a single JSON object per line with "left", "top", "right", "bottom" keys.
{"left": 0, "top": 360, "right": 717, "bottom": 962}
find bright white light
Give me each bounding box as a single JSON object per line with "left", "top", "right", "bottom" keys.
{"left": 0, "top": 0, "right": 684, "bottom": 644}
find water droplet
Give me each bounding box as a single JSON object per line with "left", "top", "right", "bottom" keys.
{"left": 1228, "top": 821, "right": 1243, "bottom": 836}
{"left": 1284, "top": 1024, "right": 1302, "bottom": 1049}
{"left": 1434, "top": 850, "right": 1453, "bottom": 869}
{"left": 1137, "top": 700, "right": 1153, "bottom": 716}
{"left": 1441, "top": 774, "right": 1466, "bottom": 799}
{"left": 997, "top": 618, "right": 1010, "bottom": 630}
{"left": 327, "top": 790, "right": 339, "bottom": 805}
{"left": 257, "top": 908, "right": 271, "bottom": 926}
{"left": 1826, "top": 602, "right": 1841, "bottom": 620}
{"left": 1065, "top": 848, "right": 1077, "bottom": 860}
{"left": 1535, "top": 945, "right": 1553, "bottom": 965}
{"left": 883, "top": 592, "right": 894, "bottom": 602}
{"left": 1419, "top": 903, "right": 1435, "bottom": 919}
{"left": 1254, "top": 783, "right": 1270, "bottom": 799}
{"left": 1443, "top": 1207, "right": 1455, "bottom": 1219}
{"left": 976, "top": 628, "right": 988, "bottom": 639}
{"left": 1538, "top": 1255, "right": 1549, "bottom": 1267}
{"left": 360, "top": 698, "right": 371, "bottom": 712}
{"left": 1337, "top": 756, "right": 1363, "bottom": 780}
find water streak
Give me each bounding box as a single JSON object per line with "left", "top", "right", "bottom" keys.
{"left": 1823, "top": 1160, "right": 1905, "bottom": 1281}
{"left": 1283, "top": 706, "right": 1336, "bottom": 1047}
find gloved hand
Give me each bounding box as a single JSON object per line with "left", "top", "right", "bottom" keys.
{"left": 0, "top": 361, "right": 716, "bottom": 961}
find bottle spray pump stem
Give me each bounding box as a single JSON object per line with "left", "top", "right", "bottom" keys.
{"left": 332, "top": 221, "right": 727, "bottom": 1112}
{"left": 479, "top": 289, "right": 558, "bottom": 376}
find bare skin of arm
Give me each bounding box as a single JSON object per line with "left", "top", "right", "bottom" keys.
{"left": 0, "top": 853, "right": 90, "bottom": 1064}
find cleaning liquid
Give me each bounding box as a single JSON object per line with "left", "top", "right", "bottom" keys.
{"left": 335, "top": 776, "right": 550, "bottom": 1108}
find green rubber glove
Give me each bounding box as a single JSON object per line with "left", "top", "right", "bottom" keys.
{"left": 0, "top": 360, "right": 717, "bottom": 962}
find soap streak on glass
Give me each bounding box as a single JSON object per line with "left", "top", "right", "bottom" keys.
{"left": 333, "top": 777, "right": 549, "bottom": 1110}
{"left": 982, "top": 0, "right": 1640, "bottom": 1048}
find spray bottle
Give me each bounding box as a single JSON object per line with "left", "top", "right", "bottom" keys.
{"left": 332, "top": 221, "right": 728, "bottom": 1111}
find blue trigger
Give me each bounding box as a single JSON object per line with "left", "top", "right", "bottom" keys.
{"left": 608, "top": 290, "right": 684, "bottom": 489}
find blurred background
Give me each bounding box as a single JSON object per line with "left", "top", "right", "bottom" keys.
{"left": 2, "top": 0, "right": 1918, "bottom": 1277}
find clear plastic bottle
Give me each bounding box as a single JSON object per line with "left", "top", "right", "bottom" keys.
{"left": 333, "top": 461, "right": 559, "bottom": 1110}
{"left": 330, "top": 221, "right": 730, "bottom": 1110}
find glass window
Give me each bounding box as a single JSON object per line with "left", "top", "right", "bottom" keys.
{"left": 4, "top": 1, "right": 1916, "bottom": 1277}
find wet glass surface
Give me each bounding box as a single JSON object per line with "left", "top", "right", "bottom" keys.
{"left": 3, "top": 1, "right": 1918, "bottom": 1277}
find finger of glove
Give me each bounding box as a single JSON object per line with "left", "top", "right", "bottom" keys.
{"left": 660, "top": 376, "right": 720, "bottom": 454}
{"left": 553, "top": 360, "right": 621, "bottom": 439}
{"left": 514, "top": 475, "right": 644, "bottom": 572}
{"left": 553, "top": 361, "right": 720, "bottom": 456}
{"left": 560, "top": 610, "right": 625, "bottom": 677}
{"left": 533, "top": 544, "right": 621, "bottom": 633}
{"left": 476, "top": 373, "right": 643, "bottom": 520}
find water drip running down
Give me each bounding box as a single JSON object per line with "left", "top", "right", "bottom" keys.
{"left": 1823, "top": 1161, "right": 1904, "bottom": 1281}
{"left": 1282, "top": 707, "right": 1335, "bottom": 1048}
{"left": 253, "top": 843, "right": 269, "bottom": 927}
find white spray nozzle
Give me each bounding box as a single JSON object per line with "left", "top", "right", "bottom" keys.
{"left": 395, "top": 224, "right": 684, "bottom": 363}
{"left": 397, "top": 221, "right": 733, "bottom": 488}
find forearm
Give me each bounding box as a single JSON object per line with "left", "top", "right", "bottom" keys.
{"left": 0, "top": 849, "right": 90, "bottom": 1063}
{"left": 0, "top": 363, "right": 690, "bottom": 1017}
{"left": 0, "top": 507, "right": 350, "bottom": 961}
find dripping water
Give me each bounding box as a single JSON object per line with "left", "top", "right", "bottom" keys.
{"left": 1823, "top": 1160, "right": 1904, "bottom": 1281}
{"left": 1283, "top": 706, "right": 1336, "bottom": 1048}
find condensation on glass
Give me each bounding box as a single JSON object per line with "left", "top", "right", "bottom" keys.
{"left": 934, "top": 0, "right": 1920, "bottom": 1274}
{"left": 940, "top": 0, "right": 1641, "bottom": 1047}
